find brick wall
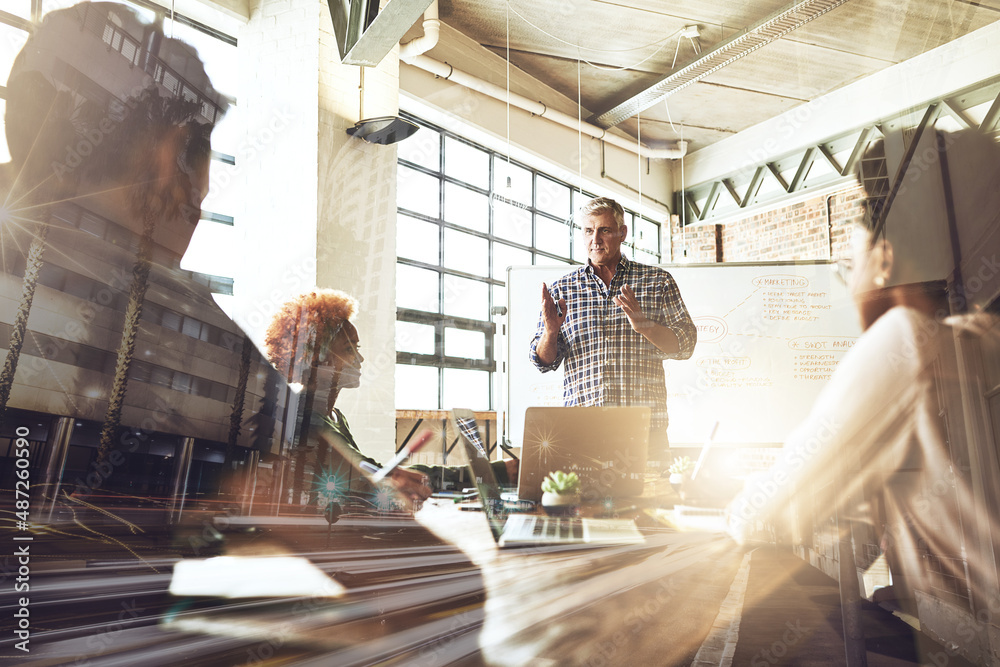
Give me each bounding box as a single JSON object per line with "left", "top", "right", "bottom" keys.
{"left": 670, "top": 185, "right": 866, "bottom": 263}
{"left": 669, "top": 218, "right": 721, "bottom": 264}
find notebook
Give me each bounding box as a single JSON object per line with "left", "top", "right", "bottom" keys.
{"left": 517, "top": 406, "right": 651, "bottom": 504}
{"left": 452, "top": 409, "right": 644, "bottom": 548}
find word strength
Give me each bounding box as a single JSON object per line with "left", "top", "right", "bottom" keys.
{"left": 13, "top": 425, "right": 32, "bottom": 653}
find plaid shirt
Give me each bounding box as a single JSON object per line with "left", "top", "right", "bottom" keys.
{"left": 528, "top": 257, "right": 697, "bottom": 433}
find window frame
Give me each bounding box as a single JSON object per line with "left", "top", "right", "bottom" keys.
{"left": 395, "top": 113, "right": 662, "bottom": 410}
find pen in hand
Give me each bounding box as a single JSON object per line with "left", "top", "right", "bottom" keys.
{"left": 368, "top": 431, "right": 433, "bottom": 482}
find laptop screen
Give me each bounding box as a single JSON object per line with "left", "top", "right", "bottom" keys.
{"left": 519, "top": 406, "right": 651, "bottom": 503}
{"left": 455, "top": 413, "right": 489, "bottom": 457}
{"left": 451, "top": 409, "right": 509, "bottom": 541}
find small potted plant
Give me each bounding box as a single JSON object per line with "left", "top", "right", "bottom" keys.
{"left": 668, "top": 456, "right": 694, "bottom": 493}
{"left": 541, "top": 470, "right": 581, "bottom": 516}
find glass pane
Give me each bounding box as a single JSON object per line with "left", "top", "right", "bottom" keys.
{"left": 210, "top": 103, "right": 241, "bottom": 158}
{"left": 4, "top": 1, "right": 31, "bottom": 18}
{"left": 397, "top": 165, "right": 440, "bottom": 218}
{"left": 493, "top": 200, "right": 531, "bottom": 243}
{"left": 571, "top": 189, "right": 591, "bottom": 218}
{"left": 573, "top": 225, "right": 588, "bottom": 262}
{"left": 46, "top": 1, "right": 157, "bottom": 22}
{"left": 172, "top": 372, "right": 192, "bottom": 393}
{"left": 397, "top": 214, "right": 439, "bottom": 265}
{"left": 396, "top": 321, "right": 435, "bottom": 355}
{"left": 492, "top": 285, "right": 507, "bottom": 316}
{"left": 637, "top": 249, "right": 658, "bottom": 264}
{"left": 181, "top": 220, "right": 237, "bottom": 278}
{"left": 398, "top": 125, "right": 440, "bottom": 171}
{"left": 444, "top": 182, "right": 489, "bottom": 233}
{"left": 202, "top": 161, "right": 241, "bottom": 220}
{"left": 161, "top": 310, "right": 182, "bottom": 332}
{"left": 443, "top": 368, "right": 490, "bottom": 410}
{"left": 150, "top": 366, "right": 173, "bottom": 387}
{"left": 536, "top": 176, "right": 571, "bottom": 219}
{"left": 397, "top": 263, "right": 440, "bottom": 313}
{"left": 0, "top": 24, "right": 29, "bottom": 87}
{"left": 493, "top": 242, "right": 532, "bottom": 276}
{"left": 442, "top": 275, "right": 489, "bottom": 321}
{"left": 167, "top": 20, "right": 238, "bottom": 100}
{"left": 536, "top": 216, "right": 572, "bottom": 259}
{"left": 445, "top": 328, "right": 486, "bottom": 359}
{"left": 181, "top": 317, "right": 202, "bottom": 339}
{"left": 493, "top": 160, "right": 532, "bottom": 205}
{"left": 78, "top": 212, "right": 107, "bottom": 238}
{"left": 396, "top": 364, "right": 439, "bottom": 409}
{"left": 444, "top": 228, "right": 488, "bottom": 277}
{"left": 633, "top": 216, "right": 660, "bottom": 254}
{"left": 444, "top": 137, "right": 489, "bottom": 189}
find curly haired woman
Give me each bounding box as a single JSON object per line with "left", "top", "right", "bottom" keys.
{"left": 266, "top": 289, "right": 515, "bottom": 508}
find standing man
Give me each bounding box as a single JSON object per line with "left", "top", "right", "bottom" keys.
{"left": 529, "top": 196, "right": 697, "bottom": 461}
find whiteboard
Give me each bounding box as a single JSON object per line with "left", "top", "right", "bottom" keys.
{"left": 505, "top": 261, "right": 862, "bottom": 448}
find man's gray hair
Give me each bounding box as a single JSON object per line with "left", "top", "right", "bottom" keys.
{"left": 579, "top": 196, "right": 625, "bottom": 229}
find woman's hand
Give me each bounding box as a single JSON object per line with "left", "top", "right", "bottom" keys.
{"left": 389, "top": 468, "right": 433, "bottom": 505}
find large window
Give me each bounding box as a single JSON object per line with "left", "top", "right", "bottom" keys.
{"left": 395, "top": 115, "right": 661, "bottom": 410}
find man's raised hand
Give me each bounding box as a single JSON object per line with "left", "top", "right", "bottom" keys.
{"left": 542, "top": 283, "right": 567, "bottom": 333}
{"left": 613, "top": 283, "right": 649, "bottom": 332}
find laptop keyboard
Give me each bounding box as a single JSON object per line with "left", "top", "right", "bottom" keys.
{"left": 529, "top": 516, "right": 584, "bottom": 540}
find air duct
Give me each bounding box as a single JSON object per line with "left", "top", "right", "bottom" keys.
{"left": 403, "top": 53, "right": 687, "bottom": 160}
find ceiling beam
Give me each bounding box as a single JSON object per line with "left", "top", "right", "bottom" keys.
{"left": 842, "top": 127, "right": 876, "bottom": 177}
{"left": 589, "top": 0, "right": 853, "bottom": 128}
{"left": 789, "top": 147, "right": 817, "bottom": 192}
{"left": 677, "top": 75, "right": 1000, "bottom": 227}
{"left": 941, "top": 99, "right": 975, "bottom": 130}
{"left": 817, "top": 144, "right": 843, "bottom": 176}
{"left": 742, "top": 167, "right": 766, "bottom": 208}
{"left": 981, "top": 90, "right": 1000, "bottom": 133}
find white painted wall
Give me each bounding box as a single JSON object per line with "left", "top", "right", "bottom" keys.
{"left": 232, "top": 0, "right": 398, "bottom": 461}
{"left": 315, "top": 4, "right": 399, "bottom": 461}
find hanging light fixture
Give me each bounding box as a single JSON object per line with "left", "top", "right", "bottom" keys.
{"left": 347, "top": 116, "right": 419, "bottom": 144}
{"left": 347, "top": 66, "right": 419, "bottom": 145}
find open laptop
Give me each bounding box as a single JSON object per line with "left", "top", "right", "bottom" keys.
{"left": 452, "top": 409, "right": 644, "bottom": 548}
{"left": 517, "top": 406, "right": 651, "bottom": 504}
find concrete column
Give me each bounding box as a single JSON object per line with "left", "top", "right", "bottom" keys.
{"left": 270, "top": 457, "right": 287, "bottom": 515}
{"left": 237, "top": 0, "right": 400, "bottom": 463}
{"left": 242, "top": 449, "right": 260, "bottom": 515}
{"left": 39, "top": 416, "right": 73, "bottom": 521}
{"left": 169, "top": 436, "right": 195, "bottom": 523}
{"left": 315, "top": 6, "right": 399, "bottom": 463}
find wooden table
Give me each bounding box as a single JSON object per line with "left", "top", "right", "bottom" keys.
{"left": 24, "top": 480, "right": 744, "bottom": 666}
{"left": 415, "top": 495, "right": 744, "bottom": 666}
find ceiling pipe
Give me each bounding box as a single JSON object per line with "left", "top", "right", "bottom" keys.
{"left": 398, "top": 0, "right": 685, "bottom": 159}
{"left": 403, "top": 53, "right": 687, "bottom": 160}
{"left": 399, "top": 0, "right": 440, "bottom": 61}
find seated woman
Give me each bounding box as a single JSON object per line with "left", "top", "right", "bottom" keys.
{"left": 728, "top": 127, "right": 1000, "bottom": 610}
{"left": 264, "top": 289, "right": 515, "bottom": 507}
